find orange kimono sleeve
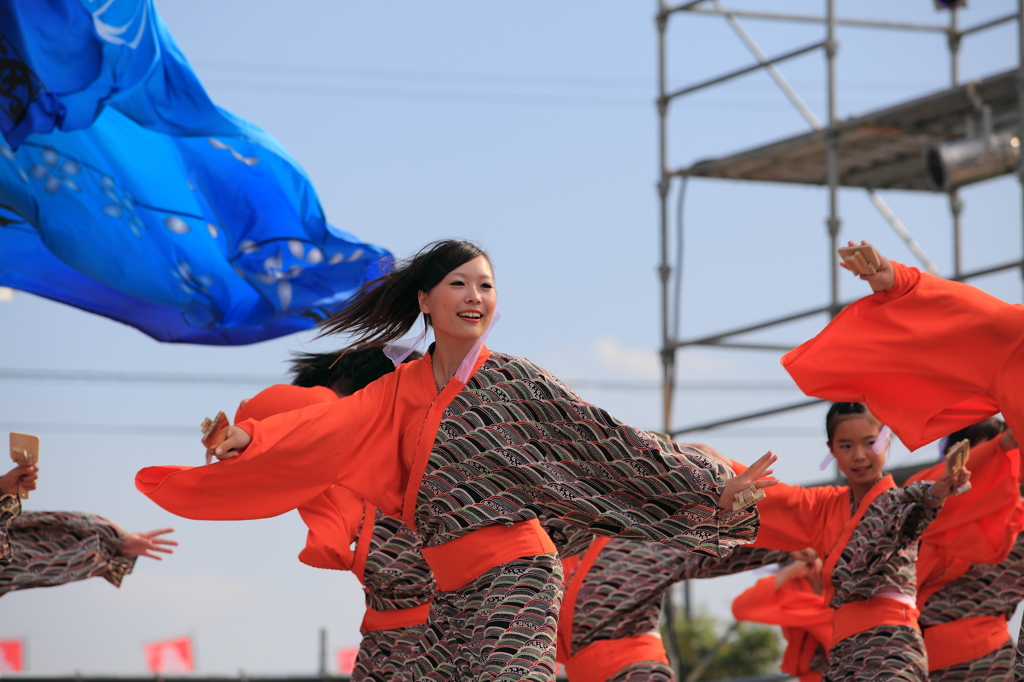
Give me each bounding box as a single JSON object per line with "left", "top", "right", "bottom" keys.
{"left": 782, "top": 261, "right": 1024, "bottom": 449}
{"left": 733, "top": 575, "right": 832, "bottom": 682}
{"left": 728, "top": 459, "right": 842, "bottom": 556}
{"left": 136, "top": 368, "right": 424, "bottom": 521}
{"left": 732, "top": 575, "right": 833, "bottom": 644}
{"left": 296, "top": 484, "right": 366, "bottom": 571}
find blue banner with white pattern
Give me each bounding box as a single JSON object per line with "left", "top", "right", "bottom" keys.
{"left": 0, "top": 0, "right": 390, "bottom": 344}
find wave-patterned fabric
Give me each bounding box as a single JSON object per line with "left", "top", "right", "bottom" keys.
{"left": 824, "top": 484, "right": 935, "bottom": 681}
{"left": 607, "top": 660, "right": 675, "bottom": 682}
{"left": 0, "top": 494, "right": 136, "bottom": 595}
{"left": 353, "top": 624, "right": 428, "bottom": 682}
{"left": 830, "top": 483, "right": 936, "bottom": 607}
{"left": 921, "top": 531, "right": 1024, "bottom": 626}
{"left": 930, "top": 640, "right": 1012, "bottom": 682}
{"left": 918, "top": 531, "right": 1023, "bottom": 682}
{"left": 824, "top": 625, "right": 927, "bottom": 682}
{"left": 568, "top": 540, "right": 784, "bottom": 655}
{"left": 363, "top": 510, "right": 434, "bottom": 613}
{"left": 417, "top": 352, "right": 758, "bottom": 553}
{"left": 397, "top": 553, "right": 562, "bottom": 682}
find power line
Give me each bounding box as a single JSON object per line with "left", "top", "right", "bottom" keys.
{"left": 0, "top": 368, "right": 797, "bottom": 392}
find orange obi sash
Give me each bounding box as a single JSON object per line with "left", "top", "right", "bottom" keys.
{"left": 419, "top": 518, "right": 556, "bottom": 592}
{"left": 564, "top": 634, "right": 670, "bottom": 682}
{"left": 360, "top": 602, "right": 432, "bottom": 633}
{"left": 923, "top": 615, "right": 1010, "bottom": 672}
{"left": 832, "top": 597, "right": 919, "bottom": 646}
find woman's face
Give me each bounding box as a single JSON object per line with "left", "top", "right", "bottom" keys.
{"left": 417, "top": 255, "right": 496, "bottom": 344}
{"left": 830, "top": 417, "right": 885, "bottom": 486}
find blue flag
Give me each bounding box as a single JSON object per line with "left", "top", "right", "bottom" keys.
{"left": 0, "top": 0, "right": 390, "bottom": 344}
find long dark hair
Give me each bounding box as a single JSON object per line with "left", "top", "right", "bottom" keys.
{"left": 289, "top": 345, "right": 423, "bottom": 396}
{"left": 825, "top": 402, "right": 880, "bottom": 445}
{"left": 319, "top": 240, "right": 489, "bottom": 349}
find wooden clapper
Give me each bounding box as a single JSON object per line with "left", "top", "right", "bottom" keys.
{"left": 9, "top": 432, "right": 39, "bottom": 499}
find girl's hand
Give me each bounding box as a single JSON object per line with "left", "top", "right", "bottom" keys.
{"left": 926, "top": 468, "right": 972, "bottom": 507}
{"left": 213, "top": 426, "right": 253, "bottom": 460}
{"left": 121, "top": 528, "right": 178, "bottom": 560}
{"left": 0, "top": 464, "right": 38, "bottom": 496}
{"left": 718, "top": 451, "right": 778, "bottom": 510}
{"left": 839, "top": 240, "right": 895, "bottom": 293}
{"left": 775, "top": 559, "right": 811, "bottom": 588}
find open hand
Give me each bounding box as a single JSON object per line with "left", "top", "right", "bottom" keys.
{"left": 718, "top": 451, "right": 778, "bottom": 510}
{"left": 0, "top": 464, "right": 38, "bottom": 496}
{"left": 212, "top": 425, "right": 253, "bottom": 460}
{"left": 926, "top": 468, "right": 972, "bottom": 507}
{"left": 839, "top": 240, "right": 895, "bottom": 293}
{"left": 121, "top": 528, "right": 178, "bottom": 560}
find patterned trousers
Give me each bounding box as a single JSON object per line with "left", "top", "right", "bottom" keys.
{"left": 824, "top": 625, "right": 928, "bottom": 682}
{"left": 930, "top": 640, "right": 1012, "bottom": 682}
{"left": 606, "top": 660, "right": 675, "bottom": 682}
{"left": 353, "top": 624, "right": 427, "bottom": 682}
{"left": 398, "top": 553, "right": 562, "bottom": 682}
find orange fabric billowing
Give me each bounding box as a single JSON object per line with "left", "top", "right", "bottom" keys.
{"left": 230, "top": 384, "right": 367, "bottom": 573}
{"left": 360, "top": 602, "right": 432, "bottom": 633}
{"left": 563, "top": 635, "right": 669, "bottom": 682}
{"left": 922, "top": 615, "right": 1011, "bottom": 671}
{"left": 419, "top": 518, "right": 556, "bottom": 592}
{"left": 908, "top": 438, "right": 1024, "bottom": 606}
{"left": 136, "top": 355, "right": 443, "bottom": 522}
{"left": 831, "top": 598, "right": 919, "bottom": 645}
{"left": 732, "top": 575, "right": 832, "bottom": 682}
{"left": 234, "top": 384, "right": 338, "bottom": 423}
{"left": 782, "top": 261, "right": 1024, "bottom": 450}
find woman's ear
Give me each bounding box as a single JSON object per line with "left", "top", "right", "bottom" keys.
{"left": 417, "top": 290, "right": 429, "bottom": 315}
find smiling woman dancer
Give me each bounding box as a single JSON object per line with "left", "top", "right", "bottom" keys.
{"left": 137, "top": 240, "right": 775, "bottom": 682}
{"left": 733, "top": 403, "right": 968, "bottom": 681}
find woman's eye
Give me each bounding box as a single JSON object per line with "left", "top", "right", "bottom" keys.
{"left": 450, "top": 280, "right": 464, "bottom": 286}
{"left": 482, "top": 283, "right": 493, "bottom": 289}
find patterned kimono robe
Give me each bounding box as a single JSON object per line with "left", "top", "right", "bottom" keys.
{"left": 138, "top": 350, "right": 759, "bottom": 682}
{"left": 750, "top": 476, "right": 939, "bottom": 682}
{"left": 780, "top": 260, "right": 1024, "bottom": 675}
{"left": 558, "top": 538, "right": 785, "bottom": 682}
{"left": 733, "top": 574, "right": 833, "bottom": 682}
{"left": 918, "top": 531, "right": 1024, "bottom": 682}
{"left": 0, "top": 494, "right": 136, "bottom": 595}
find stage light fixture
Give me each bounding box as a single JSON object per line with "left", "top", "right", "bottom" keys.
{"left": 926, "top": 132, "right": 1020, "bottom": 191}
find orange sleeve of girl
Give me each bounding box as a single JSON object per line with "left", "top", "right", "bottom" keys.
{"left": 136, "top": 371, "right": 414, "bottom": 522}
{"left": 729, "top": 459, "right": 840, "bottom": 556}
{"left": 783, "top": 261, "right": 1024, "bottom": 450}
{"left": 733, "top": 575, "right": 833, "bottom": 641}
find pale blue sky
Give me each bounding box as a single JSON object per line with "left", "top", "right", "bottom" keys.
{"left": 1, "top": 0, "right": 1021, "bottom": 674}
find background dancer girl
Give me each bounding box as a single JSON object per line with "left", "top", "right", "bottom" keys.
{"left": 137, "top": 239, "right": 776, "bottom": 682}
{"left": 240, "top": 347, "right": 433, "bottom": 682}
{"left": 907, "top": 424, "right": 1023, "bottom": 682}
{"left": 781, "top": 241, "right": 1024, "bottom": 677}
{"left": 738, "top": 403, "right": 968, "bottom": 681}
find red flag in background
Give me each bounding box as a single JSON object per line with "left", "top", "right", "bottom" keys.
{"left": 335, "top": 647, "right": 359, "bottom": 675}
{"left": 144, "top": 637, "right": 194, "bottom": 673}
{"left": 0, "top": 639, "right": 23, "bottom": 672}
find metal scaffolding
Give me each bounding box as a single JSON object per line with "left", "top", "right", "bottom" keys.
{"left": 655, "top": 3, "right": 1024, "bottom": 677}
{"left": 656, "top": 1, "right": 1024, "bottom": 439}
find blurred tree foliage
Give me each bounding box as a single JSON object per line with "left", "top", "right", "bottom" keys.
{"left": 664, "top": 611, "right": 782, "bottom": 681}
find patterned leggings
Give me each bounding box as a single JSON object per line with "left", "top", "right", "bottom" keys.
{"left": 607, "top": 661, "right": 675, "bottom": 682}
{"left": 397, "top": 553, "right": 562, "bottom": 682}
{"left": 824, "top": 625, "right": 928, "bottom": 682}
{"left": 352, "top": 624, "right": 427, "bottom": 682}
{"left": 930, "top": 640, "right": 1012, "bottom": 682}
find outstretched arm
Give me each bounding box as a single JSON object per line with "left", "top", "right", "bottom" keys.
{"left": 121, "top": 528, "right": 178, "bottom": 560}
